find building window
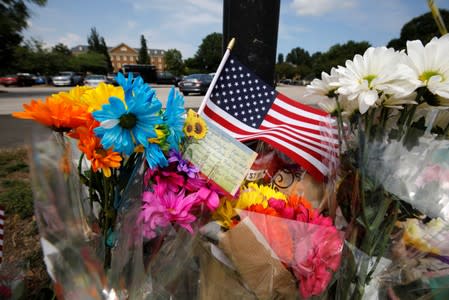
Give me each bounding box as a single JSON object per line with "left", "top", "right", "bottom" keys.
{"left": 158, "top": 57, "right": 162, "bottom": 63}
{"left": 124, "top": 56, "right": 128, "bottom": 61}
{"left": 119, "top": 55, "right": 123, "bottom": 61}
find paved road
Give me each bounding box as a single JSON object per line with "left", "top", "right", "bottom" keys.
{"left": 0, "top": 84, "right": 324, "bottom": 149}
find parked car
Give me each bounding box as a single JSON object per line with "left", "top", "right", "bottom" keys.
{"left": 32, "top": 74, "right": 47, "bottom": 85}
{"left": 106, "top": 72, "right": 118, "bottom": 86}
{"left": 52, "top": 71, "right": 83, "bottom": 86}
{"left": 178, "top": 74, "right": 213, "bottom": 96}
{"left": 156, "top": 71, "right": 176, "bottom": 85}
{"left": 0, "top": 73, "right": 34, "bottom": 87}
{"left": 84, "top": 74, "right": 108, "bottom": 87}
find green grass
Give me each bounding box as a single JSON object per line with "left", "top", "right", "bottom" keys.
{"left": 0, "top": 148, "right": 34, "bottom": 218}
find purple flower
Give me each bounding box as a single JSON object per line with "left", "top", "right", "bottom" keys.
{"left": 168, "top": 149, "right": 199, "bottom": 178}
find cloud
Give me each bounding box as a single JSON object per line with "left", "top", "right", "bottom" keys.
{"left": 291, "top": 0, "right": 356, "bottom": 16}
{"left": 127, "top": 20, "right": 137, "bottom": 29}
{"left": 58, "top": 33, "right": 82, "bottom": 47}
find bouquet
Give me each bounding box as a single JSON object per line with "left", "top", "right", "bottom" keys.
{"left": 12, "top": 73, "right": 214, "bottom": 298}
{"left": 307, "top": 33, "right": 449, "bottom": 299}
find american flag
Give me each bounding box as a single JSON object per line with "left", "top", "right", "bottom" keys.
{"left": 201, "top": 54, "right": 338, "bottom": 181}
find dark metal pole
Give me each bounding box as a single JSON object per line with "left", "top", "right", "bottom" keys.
{"left": 223, "top": 0, "right": 281, "bottom": 86}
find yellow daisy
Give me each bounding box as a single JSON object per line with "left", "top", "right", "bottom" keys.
{"left": 80, "top": 82, "right": 125, "bottom": 112}
{"left": 52, "top": 86, "right": 92, "bottom": 105}
{"left": 212, "top": 197, "right": 235, "bottom": 228}
{"left": 235, "top": 182, "right": 286, "bottom": 209}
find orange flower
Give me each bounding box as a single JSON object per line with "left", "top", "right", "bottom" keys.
{"left": 287, "top": 194, "right": 313, "bottom": 211}
{"left": 246, "top": 204, "right": 279, "bottom": 217}
{"left": 78, "top": 133, "right": 122, "bottom": 177}
{"left": 12, "top": 96, "right": 90, "bottom": 132}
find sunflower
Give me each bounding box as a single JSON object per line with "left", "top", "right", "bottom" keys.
{"left": 183, "top": 109, "right": 207, "bottom": 139}
{"left": 12, "top": 96, "right": 90, "bottom": 132}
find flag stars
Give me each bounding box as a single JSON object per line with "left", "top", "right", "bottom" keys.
{"left": 234, "top": 112, "right": 239, "bottom": 116}
{"left": 252, "top": 123, "right": 257, "bottom": 127}
{"left": 238, "top": 66, "right": 242, "bottom": 71}
{"left": 233, "top": 75, "right": 237, "bottom": 79}
{"left": 239, "top": 103, "right": 243, "bottom": 108}
{"left": 240, "top": 74, "right": 244, "bottom": 78}
{"left": 246, "top": 73, "right": 250, "bottom": 77}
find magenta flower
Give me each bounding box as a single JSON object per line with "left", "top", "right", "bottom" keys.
{"left": 140, "top": 191, "right": 170, "bottom": 239}
{"left": 159, "top": 189, "right": 200, "bottom": 233}
{"left": 293, "top": 226, "right": 343, "bottom": 298}
{"left": 144, "top": 167, "right": 185, "bottom": 195}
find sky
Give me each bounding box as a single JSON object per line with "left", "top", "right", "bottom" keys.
{"left": 23, "top": 0, "right": 449, "bottom": 59}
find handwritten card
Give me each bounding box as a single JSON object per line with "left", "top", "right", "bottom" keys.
{"left": 183, "top": 120, "right": 257, "bottom": 195}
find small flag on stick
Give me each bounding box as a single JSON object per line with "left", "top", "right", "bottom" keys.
{"left": 198, "top": 40, "right": 338, "bottom": 181}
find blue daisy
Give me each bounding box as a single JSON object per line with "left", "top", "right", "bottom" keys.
{"left": 163, "top": 87, "right": 186, "bottom": 150}
{"left": 93, "top": 74, "right": 162, "bottom": 155}
{"left": 144, "top": 143, "right": 168, "bottom": 169}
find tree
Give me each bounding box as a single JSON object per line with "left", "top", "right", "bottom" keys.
{"left": 275, "top": 62, "right": 299, "bottom": 80}
{"left": 286, "top": 47, "right": 311, "bottom": 67}
{"left": 52, "top": 43, "right": 72, "bottom": 56}
{"left": 87, "top": 27, "right": 102, "bottom": 52}
{"left": 87, "top": 27, "right": 112, "bottom": 72}
{"left": 387, "top": 9, "right": 449, "bottom": 50}
{"left": 0, "top": 0, "right": 47, "bottom": 71}
{"left": 192, "top": 32, "right": 222, "bottom": 72}
{"left": 137, "top": 35, "right": 149, "bottom": 64}
{"left": 164, "top": 49, "right": 184, "bottom": 75}
{"left": 310, "top": 40, "right": 371, "bottom": 78}
{"left": 277, "top": 53, "right": 284, "bottom": 64}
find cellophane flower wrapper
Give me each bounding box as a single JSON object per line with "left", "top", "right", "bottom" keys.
{"left": 197, "top": 210, "right": 344, "bottom": 300}
{"left": 30, "top": 125, "right": 146, "bottom": 299}
{"left": 364, "top": 133, "right": 449, "bottom": 222}
{"left": 376, "top": 217, "right": 449, "bottom": 299}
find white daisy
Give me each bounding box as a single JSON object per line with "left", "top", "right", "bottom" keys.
{"left": 306, "top": 67, "right": 339, "bottom": 97}
{"left": 404, "top": 34, "right": 449, "bottom": 100}
{"left": 336, "top": 47, "right": 420, "bottom": 114}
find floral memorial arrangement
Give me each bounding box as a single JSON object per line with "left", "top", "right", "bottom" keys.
{"left": 10, "top": 22, "right": 449, "bottom": 300}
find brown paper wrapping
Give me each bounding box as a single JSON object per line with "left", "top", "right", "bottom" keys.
{"left": 217, "top": 218, "right": 298, "bottom": 299}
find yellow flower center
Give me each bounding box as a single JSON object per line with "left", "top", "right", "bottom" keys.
{"left": 362, "top": 74, "right": 377, "bottom": 88}
{"left": 419, "top": 70, "right": 442, "bottom": 83}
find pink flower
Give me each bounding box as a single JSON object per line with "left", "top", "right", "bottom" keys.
{"left": 268, "top": 198, "right": 295, "bottom": 219}
{"left": 293, "top": 226, "right": 343, "bottom": 298}
{"left": 140, "top": 191, "right": 170, "bottom": 239}
{"left": 196, "top": 181, "right": 225, "bottom": 211}
{"left": 159, "top": 189, "right": 200, "bottom": 233}
{"left": 144, "top": 167, "right": 185, "bottom": 195}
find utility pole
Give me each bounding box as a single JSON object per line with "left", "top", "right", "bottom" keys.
{"left": 223, "top": 0, "right": 281, "bottom": 86}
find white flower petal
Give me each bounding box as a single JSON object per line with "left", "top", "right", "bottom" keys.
{"left": 101, "top": 119, "right": 119, "bottom": 129}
